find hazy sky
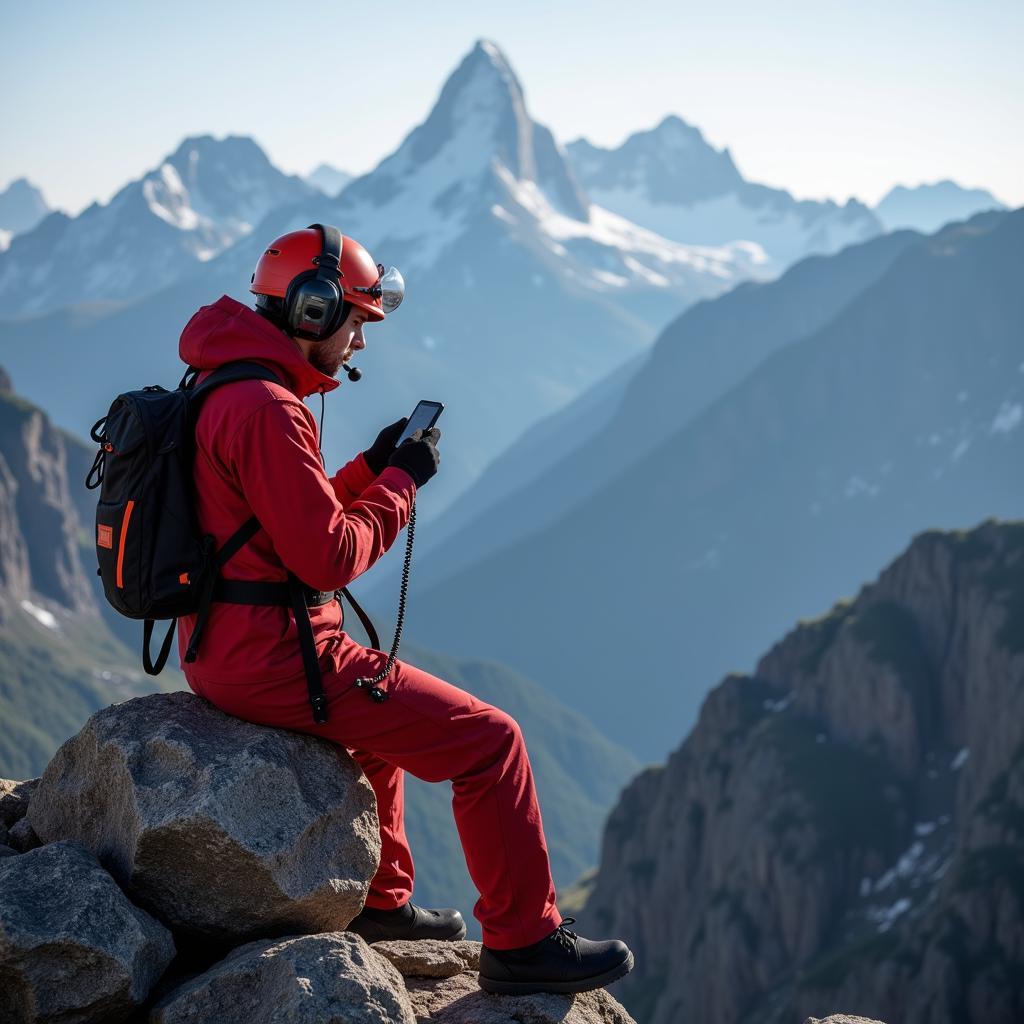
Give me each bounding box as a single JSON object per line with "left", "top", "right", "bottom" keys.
{"left": 2, "top": 0, "right": 1021, "bottom": 215}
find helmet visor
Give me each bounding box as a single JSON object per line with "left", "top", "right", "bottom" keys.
{"left": 379, "top": 265, "right": 405, "bottom": 313}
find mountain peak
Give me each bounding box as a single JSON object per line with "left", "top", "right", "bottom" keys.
{"left": 0, "top": 177, "right": 51, "bottom": 235}
{"left": 566, "top": 115, "right": 744, "bottom": 206}
{"left": 334, "top": 39, "right": 588, "bottom": 257}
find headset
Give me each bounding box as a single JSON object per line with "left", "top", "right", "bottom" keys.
{"left": 283, "top": 223, "right": 349, "bottom": 342}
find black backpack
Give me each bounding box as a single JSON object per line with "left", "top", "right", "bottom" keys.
{"left": 86, "top": 362, "right": 380, "bottom": 724}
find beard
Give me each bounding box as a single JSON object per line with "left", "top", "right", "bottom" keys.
{"left": 307, "top": 338, "right": 348, "bottom": 378}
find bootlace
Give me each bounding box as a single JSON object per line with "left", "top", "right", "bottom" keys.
{"left": 551, "top": 917, "right": 579, "bottom": 954}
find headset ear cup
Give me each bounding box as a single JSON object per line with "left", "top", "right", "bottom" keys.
{"left": 284, "top": 271, "right": 341, "bottom": 340}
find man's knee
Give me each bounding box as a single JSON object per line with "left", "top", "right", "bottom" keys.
{"left": 476, "top": 704, "right": 524, "bottom": 757}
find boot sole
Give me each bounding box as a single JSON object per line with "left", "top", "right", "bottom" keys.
{"left": 351, "top": 919, "right": 468, "bottom": 943}
{"left": 477, "top": 949, "right": 634, "bottom": 996}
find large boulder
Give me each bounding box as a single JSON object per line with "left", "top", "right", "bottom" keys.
{"left": 377, "top": 939, "right": 637, "bottom": 1024}
{"left": 150, "top": 932, "right": 416, "bottom": 1024}
{"left": 27, "top": 692, "right": 381, "bottom": 944}
{"left": 0, "top": 841, "right": 175, "bottom": 1023}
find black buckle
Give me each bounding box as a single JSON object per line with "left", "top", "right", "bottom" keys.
{"left": 310, "top": 694, "right": 329, "bottom": 724}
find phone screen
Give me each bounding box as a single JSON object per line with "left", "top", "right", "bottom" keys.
{"left": 396, "top": 401, "right": 444, "bottom": 448}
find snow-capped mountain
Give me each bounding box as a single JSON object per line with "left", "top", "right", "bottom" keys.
{"left": 0, "top": 177, "right": 50, "bottom": 252}
{"left": 0, "top": 42, "right": 772, "bottom": 522}
{"left": 0, "top": 136, "right": 318, "bottom": 318}
{"left": 306, "top": 163, "right": 353, "bottom": 197}
{"left": 874, "top": 179, "right": 1006, "bottom": 234}
{"left": 330, "top": 42, "right": 767, "bottom": 302}
{"left": 567, "top": 115, "right": 883, "bottom": 272}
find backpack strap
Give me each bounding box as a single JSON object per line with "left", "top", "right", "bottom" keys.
{"left": 187, "top": 361, "right": 284, "bottom": 400}
{"left": 183, "top": 515, "right": 264, "bottom": 664}
{"left": 143, "top": 619, "right": 178, "bottom": 675}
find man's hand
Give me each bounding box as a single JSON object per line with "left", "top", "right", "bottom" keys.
{"left": 363, "top": 418, "right": 409, "bottom": 475}
{"left": 388, "top": 428, "right": 441, "bottom": 488}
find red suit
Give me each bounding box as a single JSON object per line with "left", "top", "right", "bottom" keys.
{"left": 176, "top": 295, "right": 562, "bottom": 949}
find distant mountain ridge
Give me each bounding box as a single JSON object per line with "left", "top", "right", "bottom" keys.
{"left": 362, "top": 225, "right": 923, "bottom": 605}
{"left": 394, "top": 208, "right": 1024, "bottom": 758}
{"left": 874, "top": 179, "right": 1007, "bottom": 234}
{"left": 566, "top": 115, "right": 882, "bottom": 272}
{"left": 0, "top": 135, "right": 318, "bottom": 318}
{"left": 306, "top": 163, "right": 353, "bottom": 197}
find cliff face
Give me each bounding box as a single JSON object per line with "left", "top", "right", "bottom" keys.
{"left": 579, "top": 519, "right": 1024, "bottom": 1024}
{"left": 0, "top": 368, "right": 94, "bottom": 615}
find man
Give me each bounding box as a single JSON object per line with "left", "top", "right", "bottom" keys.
{"left": 176, "top": 223, "right": 634, "bottom": 996}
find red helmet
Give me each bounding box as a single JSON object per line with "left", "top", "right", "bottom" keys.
{"left": 250, "top": 224, "right": 404, "bottom": 340}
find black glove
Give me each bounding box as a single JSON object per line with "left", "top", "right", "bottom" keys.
{"left": 388, "top": 427, "right": 441, "bottom": 488}
{"left": 363, "top": 417, "right": 409, "bottom": 475}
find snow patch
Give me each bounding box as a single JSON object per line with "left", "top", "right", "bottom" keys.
{"left": 951, "top": 747, "right": 969, "bottom": 770}
{"left": 873, "top": 896, "right": 912, "bottom": 932}
{"left": 844, "top": 475, "right": 880, "bottom": 498}
{"left": 21, "top": 599, "right": 58, "bottom": 630}
{"left": 0, "top": 228, "right": 11, "bottom": 252}
{"left": 990, "top": 402, "right": 1022, "bottom": 435}
{"left": 143, "top": 163, "right": 202, "bottom": 230}
{"left": 763, "top": 693, "right": 794, "bottom": 713}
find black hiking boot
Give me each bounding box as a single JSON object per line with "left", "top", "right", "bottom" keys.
{"left": 478, "top": 917, "right": 634, "bottom": 995}
{"left": 346, "top": 899, "right": 467, "bottom": 943}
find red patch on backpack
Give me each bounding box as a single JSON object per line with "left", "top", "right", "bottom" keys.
{"left": 98, "top": 524, "right": 114, "bottom": 549}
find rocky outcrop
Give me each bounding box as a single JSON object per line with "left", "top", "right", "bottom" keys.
{"left": 578, "top": 519, "right": 1024, "bottom": 1024}
{"left": 379, "top": 939, "right": 636, "bottom": 1024}
{"left": 28, "top": 692, "right": 380, "bottom": 945}
{"left": 149, "top": 933, "right": 416, "bottom": 1024}
{"left": 0, "top": 841, "right": 175, "bottom": 1023}
{"left": 1, "top": 694, "right": 645, "bottom": 1023}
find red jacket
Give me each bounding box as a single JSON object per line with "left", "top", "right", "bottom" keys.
{"left": 176, "top": 295, "right": 416, "bottom": 687}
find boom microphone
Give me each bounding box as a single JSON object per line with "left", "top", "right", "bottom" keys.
{"left": 343, "top": 362, "right": 362, "bottom": 382}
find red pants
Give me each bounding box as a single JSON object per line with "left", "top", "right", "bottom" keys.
{"left": 187, "top": 637, "right": 563, "bottom": 949}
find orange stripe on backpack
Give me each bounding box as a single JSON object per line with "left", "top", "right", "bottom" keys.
{"left": 116, "top": 500, "right": 136, "bottom": 588}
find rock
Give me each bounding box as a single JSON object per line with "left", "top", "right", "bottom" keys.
{"left": 806, "top": 1018, "right": 888, "bottom": 1024}
{"left": 0, "top": 777, "right": 38, "bottom": 827}
{"left": 0, "top": 840, "right": 176, "bottom": 1024}
{"left": 0, "top": 844, "right": 17, "bottom": 859}
{"left": 400, "top": 953, "right": 637, "bottom": 1024}
{"left": 27, "top": 691, "right": 381, "bottom": 944}
{"left": 373, "top": 939, "right": 481, "bottom": 978}
{"left": 0, "top": 821, "right": 8, "bottom": 846}
{"left": 150, "top": 931, "right": 416, "bottom": 1024}
{"left": 7, "top": 816, "right": 41, "bottom": 853}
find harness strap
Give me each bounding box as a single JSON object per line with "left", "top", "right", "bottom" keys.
{"left": 288, "top": 572, "right": 329, "bottom": 724}
{"left": 339, "top": 586, "right": 381, "bottom": 651}
{"left": 214, "top": 579, "right": 335, "bottom": 607}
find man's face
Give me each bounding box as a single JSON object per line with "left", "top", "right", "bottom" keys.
{"left": 307, "top": 306, "right": 368, "bottom": 378}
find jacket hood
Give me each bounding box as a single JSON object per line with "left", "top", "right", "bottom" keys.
{"left": 179, "top": 295, "right": 341, "bottom": 399}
